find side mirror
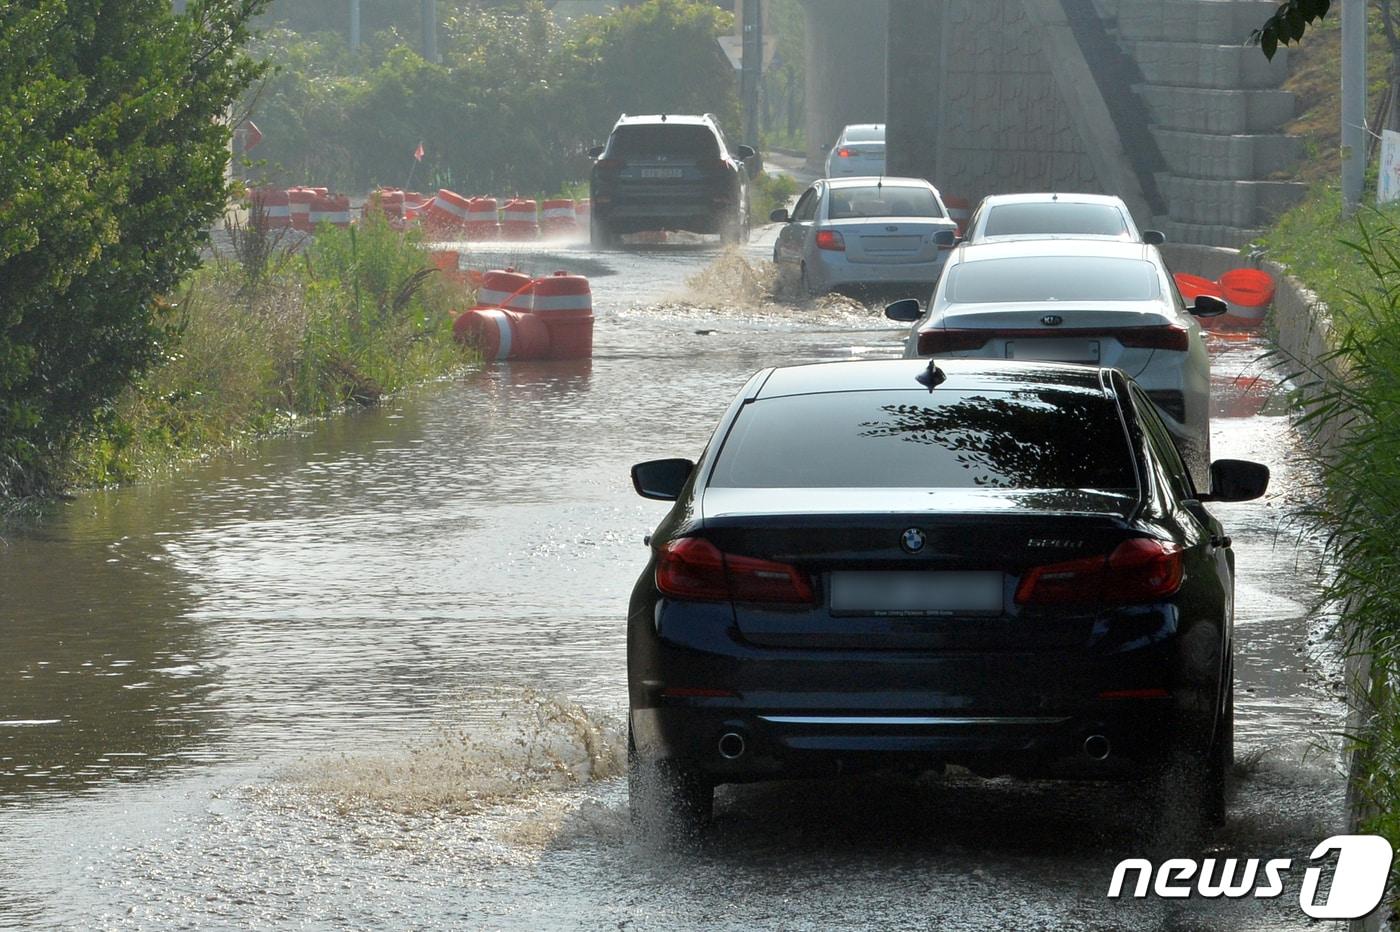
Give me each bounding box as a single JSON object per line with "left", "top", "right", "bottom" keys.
{"left": 884, "top": 298, "right": 922, "bottom": 322}
{"left": 1199, "top": 459, "right": 1269, "bottom": 502}
{"left": 631, "top": 458, "right": 695, "bottom": 501}
{"left": 1142, "top": 230, "right": 1166, "bottom": 246}
{"left": 588, "top": 145, "right": 605, "bottom": 159}
{"left": 769, "top": 207, "right": 790, "bottom": 223}
{"left": 933, "top": 229, "right": 957, "bottom": 248}
{"left": 736, "top": 144, "right": 756, "bottom": 160}
{"left": 1190, "top": 294, "right": 1228, "bottom": 318}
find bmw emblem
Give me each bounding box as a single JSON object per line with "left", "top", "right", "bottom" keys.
{"left": 900, "top": 527, "right": 926, "bottom": 554}
{"left": 1041, "top": 314, "right": 1064, "bottom": 326}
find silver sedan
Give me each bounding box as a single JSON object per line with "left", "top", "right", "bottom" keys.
{"left": 771, "top": 177, "right": 959, "bottom": 297}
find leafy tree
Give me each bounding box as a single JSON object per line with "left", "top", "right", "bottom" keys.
{"left": 1253, "top": 0, "right": 1331, "bottom": 59}
{"left": 0, "top": 0, "right": 269, "bottom": 497}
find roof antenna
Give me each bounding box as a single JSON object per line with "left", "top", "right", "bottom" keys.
{"left": 916, "top": 358, "right": 946, "bottom": 392}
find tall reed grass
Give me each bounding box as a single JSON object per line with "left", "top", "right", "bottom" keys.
{"left": 1287, "top": 209, "right": 1400, "bottom": 900}
{"left": 74, "top": 212, "right": 474, "bottom": 484}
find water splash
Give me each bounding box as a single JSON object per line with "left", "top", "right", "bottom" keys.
{"left": 276, "top": 690, "right": 624, "bottom": 816}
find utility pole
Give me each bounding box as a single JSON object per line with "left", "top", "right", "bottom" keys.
{"left": 421, "top": 0, "right": 438, "bottom": 64}
{"left": 741, "top": 0, "right": 762, "bottom": 149}
{"left": 350, "top": 0, "right": 361, "bottom": 51}
{"left": 1342, "top": 0, "right": 1367, "bottom": 213}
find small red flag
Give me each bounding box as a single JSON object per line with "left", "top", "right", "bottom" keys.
{"left": 242, "top": 120, "right": 263, "bottom": 150}
{"left": 413, "top": 142, "right": 424, "bottom": 162}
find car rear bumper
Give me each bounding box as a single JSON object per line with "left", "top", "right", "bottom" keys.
{"left": 807, "top": 252, "right": 947, "bottom": 291}
{"left": 631, "top": 700, "right": 1177, "bottom": 782}
{"left": 628, "top": 603, "right": 1204, "bottom": 783}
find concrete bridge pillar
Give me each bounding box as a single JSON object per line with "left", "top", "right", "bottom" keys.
{"left": 801, "top": 0, "right": 888, "bottom": 167}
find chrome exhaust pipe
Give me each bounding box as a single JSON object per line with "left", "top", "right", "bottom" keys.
{"left": 1083, "top": 734, "right": 1111, "bottom": 761}
{"left": 717, "top": 731, "right": 747, "bottom": 760}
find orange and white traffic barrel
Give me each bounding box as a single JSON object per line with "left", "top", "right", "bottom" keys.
{"left": 501, "top": 199, "right": 540, "bottom": 240}
{"left": 1217, "top": 268, "right": 1274, "bottom": 330}
{"left": 1173, "top": 272, "right": 1220, "bottom": 305}
{"left": 575, "top": 198, "right": 591, "bottom": 228}
{"left": 531, "top": 270, "right": 594, "bottom": 359}
{"left": 453, "top": 308, "right": 551, "bottom": 360}
{"left": 309, "top": 193, "right": 352, "bottom": 227}
{"left": 288, "top": 187, "right": 316, "bottom": 232}
{"left": 541, "top": 199, "right": 577, "bottom": 238}
{"left": 466, "top": 198, "right": 500, "bottom": 239}
{"left": 943, "top": 195, "right": 971, "bottom": 237}
{"left": 253, "top": 188, "right": 291, "bottom": 228}
{"left": 478, "top": 268, "right": 534, "bottom": 313}
{"left": 425, "top": 188, "right": 472, "bottom": 236}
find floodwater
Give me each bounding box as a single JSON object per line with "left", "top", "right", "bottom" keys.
{"left": 0, "top": 232, "right": 1350, "bottom": 930}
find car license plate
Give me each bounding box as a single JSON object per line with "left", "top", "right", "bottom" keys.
{"left": 640, "top": 168, "right": 683, "bottom": 179}
{"left": 861, "top": 235, "right": 921, "bottom": 253}
{"left": 1006, "top": 338, "right": 1100, "bottom": 363}
{"left": 829, "top": 571, "right": 1004, "bottom": 616}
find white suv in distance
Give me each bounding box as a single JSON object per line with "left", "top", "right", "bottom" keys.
{"left": 824, "top": 124, "right": 885, "bottom": 178}
{"left": 886, "top": 239, "right": 1227, "bottom": 484}
{"left": 963, "top": 193, "right": 1165, "bottom": 246}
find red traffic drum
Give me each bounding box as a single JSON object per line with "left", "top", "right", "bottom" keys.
{"left": 1217, "top": 268, "right": 1275, "bottom": 330}
{"left": 310, "top": 193, "right": 352, "bottom": 227}
{"left": 453, "top": 308, "right": 550, "bottom": 360}
{"left": 943, "top": 195, "right": 971, "bottom": 237}
{"left": 287, "top": 187, "right": 316, "bottom": 232}
{"left": 425, "top": 188, "right": 472, "bottom": 236}
{"left": 478, "top": 268, "right": 534, "bottom": 313}
{"left": 531, "top": 270, "right": 594, "bottom": 359}
{"left": 466, "top": 198, "right": 500, "bottom": 240}
{"left": 501, "top": 199, "right": 540, "bottom": 240}
{"left": 250, "top": 188, "right": 291, "bottom": 228}
{"left": 1173, "top": 272, "right": 1220, "bottom": 304}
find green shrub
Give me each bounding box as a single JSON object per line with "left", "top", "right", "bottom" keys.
{"left": 75, "top": 213, "right": 471, "bottom": 485}
{"left": 1289, "top": 210, "right": 1400, "bottom": 901}
{"left": 751, "top": 172, "right": 800, "bottom": 223}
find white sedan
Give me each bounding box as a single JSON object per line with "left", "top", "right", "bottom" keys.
{"left": 886, "top": 239, "right": 1227, "bottom": 485}
{"left": 770, "top": 177, "right": 959, "bottom": 296}
{"left": 823, "top": 123, "right": 885, "bottom": 178}
{"left": 962, "top": 192, "right": 1166, "bottom": 245}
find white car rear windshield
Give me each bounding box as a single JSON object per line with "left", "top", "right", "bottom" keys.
{"left": 828, "top": 186, "right": 942, "bottom": 220}
{"left": 947, "top": 257, "right": 1160, "bottom": 303}
{"left": 710, "top": 388, "right": 1136, "bottom": 490}
{"left": 984, "top": 203, "right": 1129, "bottom": 238}
{"left": 842, "top": 126, "right": 885, "bottom": 143}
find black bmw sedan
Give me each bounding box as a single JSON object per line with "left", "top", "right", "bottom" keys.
{"left": 626, "top": 358, "right": 1268, "bottom": 832}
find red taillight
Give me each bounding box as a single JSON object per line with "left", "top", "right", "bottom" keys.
{"left": 838, "top": 148, "right": 857, "bottom": 158}
{"left": 815, "top": 230, "right": 846, "bottom": 251}
{"left": 655, "top": 538, "right": 815, "bottom": 604}
{"left": 1015, "top": 538, "right": 1184, "bottom": 606}
{"left": 1114, "top": 325, "right": 1190, "bottom": 351}
{"left": 917, "top": 328, "right": 990, "bottom": 354}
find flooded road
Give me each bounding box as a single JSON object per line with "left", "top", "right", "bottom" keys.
{"left": 0, "top": 232, "right": 1349, "bottom": 930}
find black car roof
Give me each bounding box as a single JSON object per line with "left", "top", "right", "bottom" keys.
{"left": 753, "top": 358, "right": 1113, "bottom": 400}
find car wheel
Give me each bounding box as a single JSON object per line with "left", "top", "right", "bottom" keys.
{"left": 628, "top": 720, "right": 713, "bottom": 839}
{"left": 1202, "top": 671, "right": 1234, "bottom": 826}
{"left": 590, "top": 214, "right": 618, "bottom": 250}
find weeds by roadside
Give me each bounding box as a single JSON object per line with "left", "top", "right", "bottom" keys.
{"left": 1278, "top": 208, "right": 1400, "bottom": 905}
{"left": 751, "top": 172, "right": 800, "bottom": 224}
{"left": 71, "top": 212, "right": 475, "bottom": 485}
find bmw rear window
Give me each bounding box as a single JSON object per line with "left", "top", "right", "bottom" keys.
{"left": 984, "top": 203, "right": 1129, "bottom": 238}
{"left": 709, "top": 388, "right": 1137, "bottom": 490}
{"left": 607, "top": 125, "right": 719, "bottom": 159}
{"left": 946, "top": 257, "right": 1160, "bottom": 303}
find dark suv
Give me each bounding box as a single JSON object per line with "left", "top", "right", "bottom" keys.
{"left": 589, "top": 114, "right": 753, "bottom": 248}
